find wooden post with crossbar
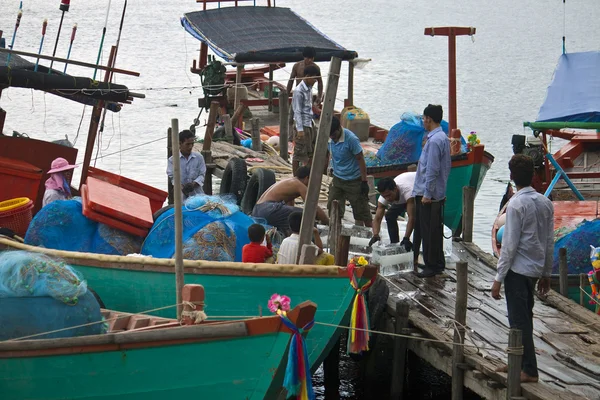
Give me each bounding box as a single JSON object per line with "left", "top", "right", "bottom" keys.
{"left": 424, "top": 27, "right": 476, "bottom": 133}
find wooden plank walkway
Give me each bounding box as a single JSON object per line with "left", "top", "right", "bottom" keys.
{"left": 384, "top": 240, "right": 600, "bottom": 400}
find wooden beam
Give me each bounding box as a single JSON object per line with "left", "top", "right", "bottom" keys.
{"left": 234, "top": 64, "right": 243, "bottom": 118}
{"left": 507, "top": 329, "right": 523, "bottom": 399}
{"left": 299, "top": 244, "right": 318, "bottom": 265}
{"left": 390, "top": 301, "right": 410, "bottom": 399}
{"left": 202, "top": 101, "right": 220, "bottom": 152}
{"left": 170, "top": 119, "right": 185, "bottom": 319}
{"left": 424, "top": 27, "right": 476, "bottom": 36}
{"left": 251, "top": 118, "right": 261, "bottom": 151}
{"left": 347, "top": 61, "right": 354, "bottom": 107}
{"left": 462, "top": 186, "right": 475, "bottom": 242}
{"left": 278, "top": 89, "right": 289, "bottom": 161}
{"left": 558, "top": 248, "right": 568, "bottom": 297}
{"left": 452, "top": 261, "right": 468, "bottom": 400}
{"left": 329, "top": 200, "right": 340, "bottom": 258}
{"left": 296, "top": 56, "right": 342, "bottom": 262}
{"left": 579, "top": 274, "right": 586, "bottom": 306}
{"left": 79, "top": 46, "right": 116, "bottom": 188}
{"left": 0, "top": 47, "right": 139, "bottom": 77}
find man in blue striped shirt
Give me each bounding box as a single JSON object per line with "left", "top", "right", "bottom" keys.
{"left": 412, "top": 104, "right": 451, "bottom": 278}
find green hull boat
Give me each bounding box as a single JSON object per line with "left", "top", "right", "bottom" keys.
{"left": 0, "top": 239, "right": 374, "bottom": 373}
{"left": 0, "top": 287, "right": 317, "bottom": 400}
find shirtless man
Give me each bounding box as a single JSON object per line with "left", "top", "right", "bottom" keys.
{"left": 286, "top": 46, "right": 323, "bottom": 101}
{"left": 251, "top": 166, "right": 329, "bottom": 236}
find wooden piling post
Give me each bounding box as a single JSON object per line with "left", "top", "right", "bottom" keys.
{"left": 347, "top": 61, "right": 354, "bottom": 107}
{"left": 367, "top": 175, "right": 376, "bottom": 207}
{"left": 222, "top": 114, "right": 233, "bottom": 142}
{"left": 170, "top": 119, "right": 185, "bottom": 319}
{"left": 296, "top": 56, "right": 342, "bottom": 262}
{"left": 329, "top": 200, "right": 340, "bottom": 259}
{"left": 323, "top": 340, "right": 341, "bottom": 399}
{"left": 231, "top": 103, "right": 247, "bottom": 129}
{"left": 167, "top": 127, "right": 174, "bottom": 205}
{"left": 299, "top": 244, "right": 318, "bottom": 265}
{"left": 390, "top": 301, "right": 410, "bottom": 399}
{"left": 580, "top": 273, "right": 587, "bottom": 306}
{"left": 559, "top": 248, "right": 568, "bottom": 297}
{"left": 335, "top": 235, "right": 351, "bottom": 267}
{"left": 507, "top": 329, "right": 523, "bottom": 400}
{"left": 251, "top": 118, "right": 261, "bottom": 151}
{"left": 278, "top": 89, "right": 289, "bottom": 161}
{"left": 452, "top": 261, "right": 468, "bottom": 400}
{"left": 201, "top": 101, "right": 219, "bottom": 196}
{"left": 462, "top": 186, "right": 475, "bottom": 243}
{"left": 234, "top": 64, "right": 243, "bottom": 118}
{"left": 267, "top": 64, "right": 274, "bottom": 112}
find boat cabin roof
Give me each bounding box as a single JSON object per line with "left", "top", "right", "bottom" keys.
{"left": 181, "top": 6, "right": 358, "bottom": 63}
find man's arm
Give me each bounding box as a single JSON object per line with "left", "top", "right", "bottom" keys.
{"left": 404, "top": 197, "right": 416, "bottom": 239}
{"left": 372, "top": 202, "right": 386, "bottom": 237}
{"left": 494, "top": 205, "right": 522, "bottom": 283}
{"left": 286, "top": 63, "right": 297, "bottom": 95}
{"left": 355, "top": 152, "right": 368, "bottom": 182}
{"left": 543, "top": 204, "right": 555, "bottom": 277}
{"left": 312, "top": 227, "right": 324, "bottom": 254}
{"left": 166, "top": 156, "right": 175, "bottom": 185}
{"left": 193, "top": 154, "right": 206, "bottom": 190}
{"left": 424, "top": 141, "right": 441, "bottom": 199}
{"left": 317, "top": 76, "right": 324, "bottom": 103}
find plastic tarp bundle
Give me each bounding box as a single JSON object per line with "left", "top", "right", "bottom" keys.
{"left": 537, "top": 51, "right": 600, "bottom": 123}
{"left": 141, "top": 195, "right": 256, "bottom": 262}
{"left": 376, "top": 113, "right": 466, "bottom": 166}
{"left": 24, "top": 199, "right": 143, "bottom": 256}
{"left": 553, "top": 219, "right": 600, "bottom": 275}
{"left": 0, "top": 251, "right": 104, "bottom": 340}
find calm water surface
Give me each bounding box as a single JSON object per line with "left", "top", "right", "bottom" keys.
{"left": 2, "top": 0, "right": 599, "bottom": 251}
{"left": 1, "top": 1, "right": 599, "bottom": 397}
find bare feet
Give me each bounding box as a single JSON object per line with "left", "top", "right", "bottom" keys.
{"left": 495, "top": 365, "right": 508, "bottom": 373}
{"left": 521, "top": 372, "right": 539, "bottom": 383}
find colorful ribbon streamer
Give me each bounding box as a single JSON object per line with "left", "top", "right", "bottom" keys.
{"left": 346, "top": 263, "right": 376, "bottom": 354}
{"left": 279, "top": 316, "right": 315, "bottom": 400}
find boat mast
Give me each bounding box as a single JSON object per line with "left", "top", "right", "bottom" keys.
{"left": 424, "top": 26, "right": 476, "bottom": 133}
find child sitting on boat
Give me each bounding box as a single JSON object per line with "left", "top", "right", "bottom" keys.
{"left": 277, "top": 211, "right": 334, "bottom": 265}
{"left": 242, "top": 224, "right": 274, "bottom": 263}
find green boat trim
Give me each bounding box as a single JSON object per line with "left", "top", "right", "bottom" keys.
{"left": 0, "top": 294, "right": 317, "bottom": 400}
{"left": 0, "top": 238, "right": 377, "bottom": 373}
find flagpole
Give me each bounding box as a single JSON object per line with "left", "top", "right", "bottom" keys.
{"left": 93, "top": 0, "right": 112, "bottom": 80}
{"left": 34, "top": 19, "right": 48, "bottom": 72}
{"left": 49, "top": 0, "right": 71, "bottom": 72}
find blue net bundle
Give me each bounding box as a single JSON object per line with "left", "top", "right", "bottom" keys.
{"left": 24, "top": 199, "right": 142, "bottom": 255}
{"left": 141, "top": 195, "right": 255, "bottom": 261}
{"left": 0, "top": 251, "right": 104, "bottom": 340}
{"left": 376, "top": 112, "right": 466, "bottom": 166}
{"left": 25, "top": 199, "right": 97, "bottom": 253}
{"left": 553, "top": 219, "right": 600, "bottom": 275}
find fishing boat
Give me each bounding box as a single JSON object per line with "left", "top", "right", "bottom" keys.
{"left": 0, "top": 279, "right": 318, "bottom": 400}
{"left": 0, "top": 0, "right": 377, "bottom": 376}
{"left": 491, "top": 50, "right": 600, "bottom": 311}
{"left": 181, "top": 3, "right": 494, "bottom": 234}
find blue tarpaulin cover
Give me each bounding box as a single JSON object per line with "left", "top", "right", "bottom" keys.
{"left": 537, "top": 51, "right": 600, "bottom": 123}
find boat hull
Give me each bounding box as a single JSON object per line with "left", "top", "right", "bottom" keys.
{"left": 0, "top": 240, "right": 356, "bottom": 374}
{"left": 0, "top": 326, "right": 291, "bottom": 400}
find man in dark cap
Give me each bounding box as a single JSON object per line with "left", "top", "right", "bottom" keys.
{"left": 412, "top": 104, "right": 451, "bottom": 277}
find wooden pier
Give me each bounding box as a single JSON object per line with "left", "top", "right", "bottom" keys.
{"left": 375, "top": 240, "right": 600, "bottom": 400}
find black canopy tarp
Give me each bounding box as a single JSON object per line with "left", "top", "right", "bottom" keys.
{"left": 181, "top": 6, "right": 357, "bottom": 63}
{"left": 0, "top": 52, "right": 130, "bottom": 109}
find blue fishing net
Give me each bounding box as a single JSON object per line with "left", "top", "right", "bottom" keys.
{"left": 24, "top": 199, "right": 142, "bottom": 255}
{"left": 376, "top": 112, "right": 466, "bottom": 166}
{"left": 141, "top": 195, "right": 256, "bottom": 261}
{"left": 554, "top": 219, "right": 600, "bottom": 275}
{"left": 25, "top": 199, "right": 96, "bottom": 253}
{"left": 0, "top": 251, "right": 105, "bottom": 340}
{"left": 0, "top": 251, "right": 87, "bottom": 304}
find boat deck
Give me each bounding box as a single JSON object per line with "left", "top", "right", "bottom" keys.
{"left": 384, "top": 240, "right": 600, "bottom": 400}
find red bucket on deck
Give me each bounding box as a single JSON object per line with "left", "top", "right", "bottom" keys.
{"left": 0, "top": 198, "right": 34, "bottom": 237}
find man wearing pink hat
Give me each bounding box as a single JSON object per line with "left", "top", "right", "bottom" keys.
{"left": 43, "top": 157, "right": 78, "bottom": 207}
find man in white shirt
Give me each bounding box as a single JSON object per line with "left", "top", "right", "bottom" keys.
{"left": 369, "top": 171, "right": 416, "bottom": 254}
{"left": 167, "top": 130, "right": 206, "bottom": 200}
{"left": 491, "top": 154, "right": 553, "bottom": 383}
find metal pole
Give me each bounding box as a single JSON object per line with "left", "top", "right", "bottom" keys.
{"left": 171, "top": 119, "right": 185, "bottom": 319}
